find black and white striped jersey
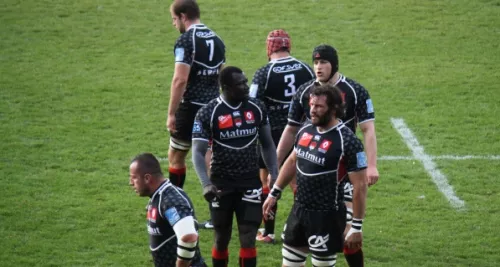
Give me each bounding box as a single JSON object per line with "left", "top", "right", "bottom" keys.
{"left": 147, "top": 181, "right": 205, "bottom": 266}
{"left": 173, "top": 24, "right": 225, "bottom": 105}
{"left": 294, "top": 123, "right": 367, "bottom": 211}
{"left": 192, "top": 97, "right": 269, "bottom": 189}
{"left": 287, "top": 74, "right": 375, "bottom": 133}
{"left": 249, "top": 56, "right": 314, "bottom": 131}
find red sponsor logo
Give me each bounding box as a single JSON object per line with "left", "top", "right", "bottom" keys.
{"left": 147, "top": 208, "right": 157, "bottom": 221}
{"left": 318, "top": 140, "right": 332, "bottom": 153}
{"left": 309, "top": 141, "right": 317, "bottom": 150}
{"left": 298, "top": 132, "right": 313, "bottom": 147}
{"left": 218, "top": 114, "right": 233, "bottom": 129}
{"left": 234, "top": 117, "right": 242, "bottom": 127}
{"left": 244, "top": 111, "right": 255, "bottom": 123}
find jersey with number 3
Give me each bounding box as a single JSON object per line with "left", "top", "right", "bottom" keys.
{"left": 249, "top": 56, "right": 314, "bottom": 131}
{"left": 174, "top": 24, "right": 226, "bottom": 105}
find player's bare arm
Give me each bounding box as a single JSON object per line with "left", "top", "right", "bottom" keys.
{"left": 276, "top": 124, "right": 299, "bottom": 165}
{"left": 344, "top": 169, "right": 368, "bottom": 249}
{"left": 263, "top": 152, "right": 296, "bottom": 219}
{"left": 359, "top": 120, "right": 379, "bottom": 186}
{"left": 167, "top": 63, "right": 190, "bottom": 132}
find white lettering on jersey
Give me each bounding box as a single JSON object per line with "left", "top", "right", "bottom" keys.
{"left": 219, "top": 127, "right": 257, "bottom": 140}
{"left": 296, "top": 148, "right": 326, "bottom": 166}
{"left": 195, "top": 31, "right": 216, "bottom": 38}
{"left": 272, "top": 63, "right": 303, "bottom": 73}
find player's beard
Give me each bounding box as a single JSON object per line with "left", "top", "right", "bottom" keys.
{"left": 312, "top": 109, "right": 333, "bottom": 127}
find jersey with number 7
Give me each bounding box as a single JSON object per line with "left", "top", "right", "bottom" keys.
{"left": 249, "top": 57, "right": 314, "bottom": 131}
{"left": 173, "top": 24, "right": 226, "bottom": 106}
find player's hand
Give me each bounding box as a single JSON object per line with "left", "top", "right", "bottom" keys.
{"left": 166, "top": 115, "right": 177, "bottom": 133}
{"left": 262, "top": 197, "right": 277, "bottom": 220}
{"left": 367, "top": 166, "right": 379, "bottom": 186}
{"left": 344, "top": 228, "right": 363, "bottom": 250}
{"left": 202, "top": 184, "right": 219, "bottom": 202}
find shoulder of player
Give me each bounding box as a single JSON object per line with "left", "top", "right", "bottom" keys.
{"left": 339, "top": 124, "right": 358, "bottom": 141}
{"left": 342, "top": 76, "right": 369, "bottom": 93}
{"left": 296, "top": 79, "right": 315, "bottom": 97}
{"left": 297, "top": 122, "right": 314, "bottom": 135}
{"left": 247, "top": 98, "right": 265, "bottom": 109}
{"left": 253, "top": 64, "right": 272, "bottom": 78}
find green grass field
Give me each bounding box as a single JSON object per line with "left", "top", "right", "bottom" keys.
{"left": 1, "top": 0, "right": 499, "bottom": 266}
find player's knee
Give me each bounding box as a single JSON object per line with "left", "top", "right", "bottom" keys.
{"left": 282, "top": 244, "right": 307, "bottom": 267}
{"left": 214, "top": 229, "right": 232, "bottom": 250}
{"left": 168, "top": 149, "right": 188, "bottom": 168}
{"left": 311, "top": 254, "right": 336, "bottom": 267}
{"left": 177, "top": 234, "right": 198, "bottom": 260}
{"left": 238, "top": 224, "right": 258, "bottom": 248}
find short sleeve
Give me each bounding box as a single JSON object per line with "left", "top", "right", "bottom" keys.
{"left": 192, "top": 105, "right": 212, "bottom": 141}
{"left": 249, "top": 66, "right": 269, "bottom": 99}
{"left": 174, "top": 34, "right": 194, "bottom": 65}
{"left": 160, "top": 189, "right": 194, "bottom": 227}
{"left": 287, "top": 86, "right": 307, "bottom": 126}
{"left": 343, "top": 129, "right": 367, "bottom": 173}
{"left": 255, "top": 99, "right": 269, "bottom": 127}
{"left": 354, "top": 83, "right": 375, "bottom": 124}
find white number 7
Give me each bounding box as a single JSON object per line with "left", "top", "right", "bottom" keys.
{"left": 206, "top": 39, "right": 214, "bottom": 61}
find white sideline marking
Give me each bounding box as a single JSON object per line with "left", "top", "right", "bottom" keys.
{"left": 391, "top": 118, "right": 466, "bottom": 210}
{"left": 380, "top": 155, "right": 500, "bottom": 161}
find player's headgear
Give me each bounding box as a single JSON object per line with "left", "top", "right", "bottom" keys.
{"left": 312, "top": 44, "right": 339, "bottom": 80}
{"left": 266, "top": 29, "right": 291, "bottom": 58}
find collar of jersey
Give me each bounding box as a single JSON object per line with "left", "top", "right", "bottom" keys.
{"left": 218, "top": 96, "right": 242, "bottom": 110}
{"left": 270, "top": 56, "right": 293, "bottom": 63}
{"left": 187, "top": 23, "right": 206, "bottom": 31}
{"left": 315, "top": 73, "right": 344, "bottom": 86}
{"left": 149, "top": 180, "right": 170, "bottom": 199}
{"left": 316, "top": 120, "right": 345, "bottom": 134}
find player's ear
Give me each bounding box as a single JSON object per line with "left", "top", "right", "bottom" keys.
{"left": 143, "top": 173, "right": 152, "bottom": 183}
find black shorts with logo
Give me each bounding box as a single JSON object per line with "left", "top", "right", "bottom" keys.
{"left": 258, "top": 128, "right": 290, "bottom": 169}
{"left": 209, "top": 187, "right": 263, "bottom": 228}
{"left": 283, "top": 202, "right": 346, "bottom": 256}
{"left": 171, "top": 102, "right": 203, "bottom": 144}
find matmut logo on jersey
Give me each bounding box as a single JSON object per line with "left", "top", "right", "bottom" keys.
{"left": 244, "top": 111, "right": 255, "bottom": 124}
{"left": 218, "top": 114, "right": 233, "bottom": 129}
{"left": 318, "top": 140, "right": 332, "bottom": 153}
{"left": 147, "top": 208, "right": 158, "bottom": 223}
{"left": 298, "top": 132, "right": 313, "bottom": 147}
{"left": 220, "top": 127, "right": 257, "bottom": 140}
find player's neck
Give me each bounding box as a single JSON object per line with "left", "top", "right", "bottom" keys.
{"left": 184, "top": 19, "right": 201, "bottom": 31}
{"left": 221, "top": 94, "right": 243, "bottom": 107}
{"left": 269, "top": 52, "right": 290, "bottom": 61}
{"left": 317, "top": 118, "right": 341, "bottom": 132}
{"left": 317, "top": 72, "right": 340, "bottom": 86}
{"left": 148, "top": 178, "right": 167, "bottom": 197}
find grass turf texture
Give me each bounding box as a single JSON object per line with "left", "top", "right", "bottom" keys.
{"left": 1, "top": 0, "right": 499, "bottom": 266}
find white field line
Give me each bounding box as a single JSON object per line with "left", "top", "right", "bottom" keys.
{"left": 391, "top": 118, "right": 466, "bottom": 210}
{"left": 380, "top": 155, "right": 500, "bottom": 160}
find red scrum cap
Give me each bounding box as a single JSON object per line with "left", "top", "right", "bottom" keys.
{"left": 266, "top": 29, "right": 291, "bottom": 58}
